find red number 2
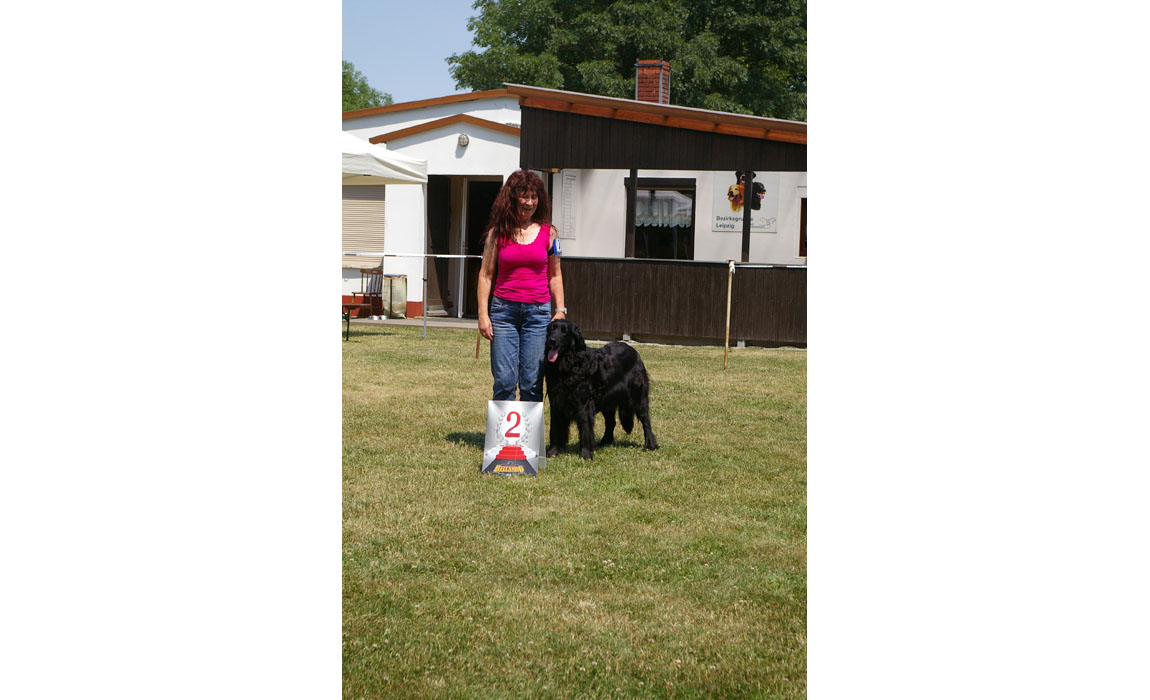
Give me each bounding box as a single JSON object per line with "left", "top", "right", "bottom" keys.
{"left": 505, "top": 411, "right": 521, "bottom": 438}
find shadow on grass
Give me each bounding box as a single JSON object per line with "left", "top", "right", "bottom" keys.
{"left": 343, "top": 328, "right": 396, "bottom": 340}
{"left": 446, "top": 432, "right": 484, "bottom": 449}
{"left": 545, "top": 438, "right": 645, "bottom": 457}
{"left": 447, "top": 432, "right": 647, "bottom": 454}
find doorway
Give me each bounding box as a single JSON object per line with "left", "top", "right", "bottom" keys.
{"left": 462, "top": 179, "right": 502, "bottom": 316}
{"left": 425, "top": 175, "right": 453, "bottom": 316}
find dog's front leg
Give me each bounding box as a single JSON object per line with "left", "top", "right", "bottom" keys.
{"left": 547, "top": 408, "right": 570, "bottom": 457}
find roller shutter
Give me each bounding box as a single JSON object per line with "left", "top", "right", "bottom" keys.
{"left": 342, "top": 185, "right": 386, "bottom": 268}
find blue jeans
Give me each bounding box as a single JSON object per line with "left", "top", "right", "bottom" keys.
{"left": 490, "top": 296, "right": 551, "bottom": 402}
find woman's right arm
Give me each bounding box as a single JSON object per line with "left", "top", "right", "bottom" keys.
{"left": 477, "top": 230, "right": 497, "bottom": 340}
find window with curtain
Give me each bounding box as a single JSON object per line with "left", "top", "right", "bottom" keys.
{"left": 631, "top": 180, "right": 696, "bottom": 260}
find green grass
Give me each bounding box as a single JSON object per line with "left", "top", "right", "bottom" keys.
{"left": 344, "top": 324, "right": 806, "bottom": 699}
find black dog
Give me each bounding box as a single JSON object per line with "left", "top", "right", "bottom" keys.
{"left": 543, "top": 319, "right": 658, "bottom": 460}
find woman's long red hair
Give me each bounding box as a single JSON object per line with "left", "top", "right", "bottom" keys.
{"left": 485, "top": 170, "right": 551, "bottom": 248}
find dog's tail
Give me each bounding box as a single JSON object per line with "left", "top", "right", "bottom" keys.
{"left": 624, "top": 364, "right": 652, "bottom": 433}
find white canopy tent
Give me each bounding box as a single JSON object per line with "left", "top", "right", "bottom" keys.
{"left": 341, "top": 131, "right": 427, "bottom": 185}
{"left": 341, "top": 131, "right": 434, "bottom": 335}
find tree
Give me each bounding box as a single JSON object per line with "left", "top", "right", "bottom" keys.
{"left": 447, "top": 0, "right": 805, "bottom": 121}
{"left": 343, "top": 60, "right": 393, "bottom": 112}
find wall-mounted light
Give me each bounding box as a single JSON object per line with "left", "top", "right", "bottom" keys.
{"left": 458, "top": 133, "right": 469, "bottom": 148}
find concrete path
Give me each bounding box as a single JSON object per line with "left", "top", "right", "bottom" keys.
{"left": 350, "top": 316, "right": 478, "bottom": 330}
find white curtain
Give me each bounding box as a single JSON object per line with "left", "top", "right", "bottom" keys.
{"left": 635, "top": 190, "right": 693, "bottom": 228}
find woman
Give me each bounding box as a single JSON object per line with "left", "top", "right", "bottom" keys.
{"left": 477, "top": 170, "right": 567, "bottom": 402}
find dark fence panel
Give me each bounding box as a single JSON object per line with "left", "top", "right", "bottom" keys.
{"left": 560, "top": 257, "right": 806, "bottom": 346}
{"left": 730, "top": 266, "right": 807, "bottom": 346}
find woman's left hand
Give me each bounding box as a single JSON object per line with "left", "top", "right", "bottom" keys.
{"left": 551, "top": 310, "right": 566, "bottom": 322}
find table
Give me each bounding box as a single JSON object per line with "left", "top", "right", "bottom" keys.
{"left": 342, "top": 303, "right": 370, "bottom": 341}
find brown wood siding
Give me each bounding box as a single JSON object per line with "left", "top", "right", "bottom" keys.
{"left": 520, "top": 107, "right": 806, "bottom": 172}
{"left": 559, "top": 258, "right": 805, "bottom": 346}
{"left": 506, "top": 85, "right": 805, "bottom": 142}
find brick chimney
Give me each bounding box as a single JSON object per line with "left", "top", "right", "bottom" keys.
{"left": 635, "top": 59, "right": 671, "bottom": 104}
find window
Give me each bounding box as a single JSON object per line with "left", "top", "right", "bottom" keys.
{"left": 626, "top": 177, "right": 696, "bottom": 260}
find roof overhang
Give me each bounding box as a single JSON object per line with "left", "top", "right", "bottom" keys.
{"left": 368, "top": 114, "right": 520, "bottom": 144}
{"left": 342, "top": 89, "right": 512, "bottom": 120}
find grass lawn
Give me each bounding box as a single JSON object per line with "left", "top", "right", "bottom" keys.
{"left": 344, "top": 323, "right": 806, "bottom": 699}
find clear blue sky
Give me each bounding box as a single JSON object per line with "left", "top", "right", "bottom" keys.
{"left": 343, "top": 0, "right": 481, "bottom": 105}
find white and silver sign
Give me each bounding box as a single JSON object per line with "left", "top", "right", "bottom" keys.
{"left": 481, "top": 400, "right": 546, "bottom": 476}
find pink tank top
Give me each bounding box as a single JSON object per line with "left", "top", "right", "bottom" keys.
{"left": 493, "top": 223, "right": 551, "bottom": 303}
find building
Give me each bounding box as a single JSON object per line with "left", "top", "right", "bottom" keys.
{"left": 342, "top": 67, "right": 806, "bottom": 320}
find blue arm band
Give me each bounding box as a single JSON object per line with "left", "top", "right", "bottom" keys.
{"left": 550, "top": 238, "right": 562, "bottom": 256}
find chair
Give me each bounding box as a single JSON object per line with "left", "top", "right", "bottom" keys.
{"left": 356, "top": 267, "right": 384, "bottom": 316}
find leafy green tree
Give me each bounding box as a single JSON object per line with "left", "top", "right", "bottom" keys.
{"left": 343, "top": 60, "right": 393, "bottom": 111}
{"left": 447, "top": 0, "right": 805, "bottom": 121}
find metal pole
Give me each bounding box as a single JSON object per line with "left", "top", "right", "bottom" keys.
{"left": 724, "top": 260, "right": 734, "bottom": 370}
{"left": 422, "top": 182, "right": 429, "bottom": 339}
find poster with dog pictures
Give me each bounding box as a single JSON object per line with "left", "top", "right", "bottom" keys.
{"left": 712, "top": 172, "right": 779, "bottom": 233}
{"left": 481, "top": 400, "right": 546, "bottom": 476}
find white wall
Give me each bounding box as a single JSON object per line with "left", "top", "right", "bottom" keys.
{"left": 385, "top": 127, "right": 520, "bottom": 178}
{"left": 552, "top": 168, "right": 807, "bottom": 265}
{"left": 342, "top": 181, "right": 426, "bottom": 298}
{"left": 342, "top": 120, "right": 522, "bottom": 303}
{"left": 554, "top": 169, "right": 627, "bottom": 257}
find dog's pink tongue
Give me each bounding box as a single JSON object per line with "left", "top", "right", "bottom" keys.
{"left": 547, "top": 349, "right": 559, "bottom": 363}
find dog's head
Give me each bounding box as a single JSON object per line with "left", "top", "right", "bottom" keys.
{"left": 545, "top": 318, "right": 586, "bottom": 363}
{"left": 727, "top": 182, "right": 744, "bottom": 212}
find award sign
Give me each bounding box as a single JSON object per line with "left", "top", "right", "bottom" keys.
{"left": 481, "top": 401, "right": 546, "bottom": 476}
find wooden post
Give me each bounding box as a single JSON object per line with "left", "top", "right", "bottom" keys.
{"left": 723, "top": 260, "right": 735, "bottom": 370}
{"left": 625, "top": 168, "right": 638, "bottom": 257}
{"left": 741, "top": 170, "right": 753, "bottom": 263}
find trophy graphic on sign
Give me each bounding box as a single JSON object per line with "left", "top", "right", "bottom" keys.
{"left": 481, "top": 401, "right": 546, "bottom": 476}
